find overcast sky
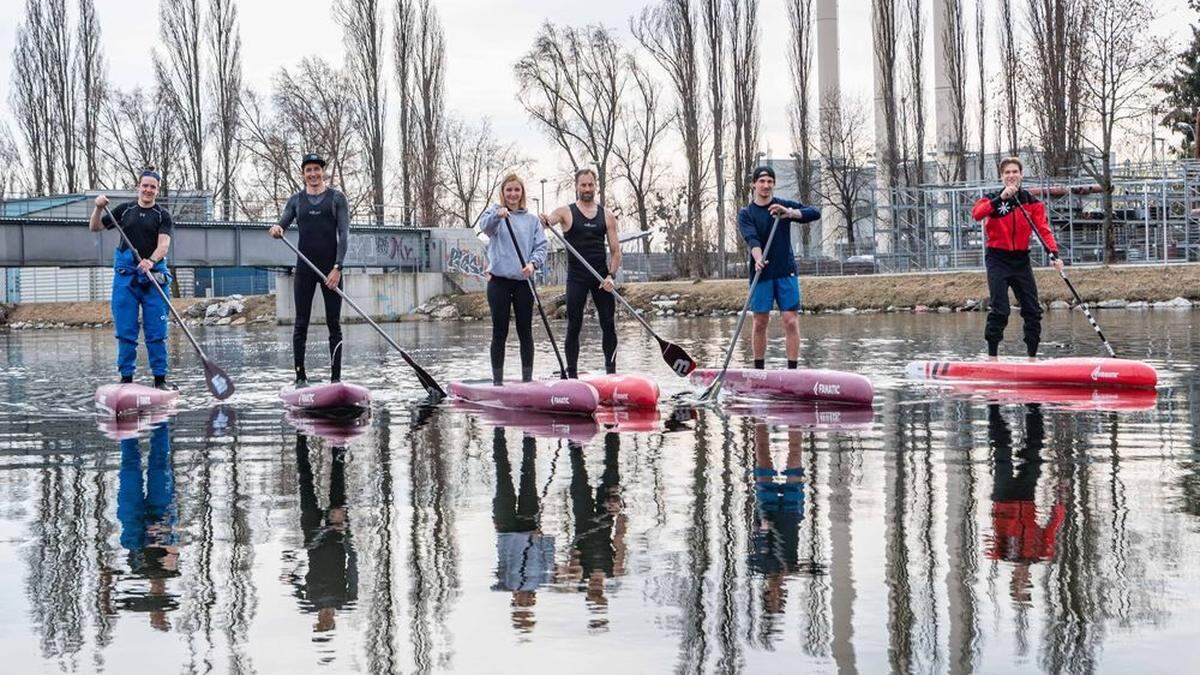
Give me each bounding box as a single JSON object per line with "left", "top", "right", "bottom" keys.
{"left": 0, "top": 0, "right": 1192, "bottom": 203}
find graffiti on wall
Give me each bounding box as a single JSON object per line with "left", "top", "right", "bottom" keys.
{"left": 346, "top": 233, "right": 424, "bottom": 266}
{"left": 445, "top": 244, "right": 488, "bottom": 279}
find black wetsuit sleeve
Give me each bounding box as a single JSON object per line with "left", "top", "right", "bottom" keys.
{"left": 335, "top": 192, "right": 350, "bottom": 265}
{"left": 278, "top": 194, "right": 298, "bottom": 229}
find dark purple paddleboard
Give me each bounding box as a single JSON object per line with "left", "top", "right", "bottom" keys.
{"left": 279, "top": 382, "right": 372, "bottom": 414}
{"left": 95, "top": 383, "right": 180, "bottom": 418}
{"left": 448, "top": 379, "right": 599, "bottom": 415}
{"left": 690, "top": 368, "right": 875, "bottom": 405}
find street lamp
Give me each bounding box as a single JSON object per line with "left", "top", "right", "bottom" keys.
{"left": 540, "top": 178, "right": 547, "bottom": 211}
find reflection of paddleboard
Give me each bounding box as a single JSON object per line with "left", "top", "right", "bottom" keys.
{"left": 724, "top": 401, "right": 876, "bottom": 430}
{"left": 906, "top": 357, "right": 1158, "bottom": 389}
{"left": 581, "top": 373, "right": 660, "bottom": 410}
{"left": 450, "top": 399, "right": 599, "bottom": 441}
{"left": 96, "top": 409, "right": 173, "bottom": 440}
{"left": 95, "top": 383, "right": 180, "bottom": 418}
{"left": 279, "top": 381, "right": 371, "bottom": 416}
{"left": 689, "top": 368, "right": 875, "bottom": 405}
{"left": 944, "top": 382, "right": 1158, "bottom": 412}
{"left": 594, "top": 407, "right": 662, "bottom": 432}
{"left": 285, "top": 410, "right": 371, "bottom": 444}
{"left": 449, "top": 379, "right": 599, "bottom": 415}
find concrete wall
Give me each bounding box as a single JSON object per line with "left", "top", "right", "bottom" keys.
{"left": 275, "top": 270, "right": 448, "bottom": 325}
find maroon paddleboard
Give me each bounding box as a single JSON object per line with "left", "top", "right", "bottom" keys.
{"left": 95, "top": 383, "right": 180, "bottom": 418}
{"left": 448, "top": 379, "right": 599, "bottom": 415}
{"left": 279, "top": 382, "right": 372, "bottom": 414}
{"left": 689, "top": 368, "right": 875, "bottom": 405}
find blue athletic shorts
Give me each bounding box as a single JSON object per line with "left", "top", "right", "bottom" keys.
{"left": 749, "top": 275, "right": 801, "bottom": 313}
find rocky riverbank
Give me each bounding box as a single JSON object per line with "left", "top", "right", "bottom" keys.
{"left": 1, "top": 294, "right": 276, "bottom": 330}
{"left": 415, "top": 263, "right": 1200, "bottom": 320}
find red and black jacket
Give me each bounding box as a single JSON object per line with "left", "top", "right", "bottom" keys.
{"left": 971, "top": 189, "right": 1059, "bottom": 255}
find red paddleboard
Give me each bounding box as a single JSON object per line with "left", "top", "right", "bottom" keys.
{"left": 943, "top": 382, "right": 1158, "bottom": 412}
{"left": 449, "top": 379, "right": 599, "bottom": 415}
{"left": 95, "top": 383, "right": 180, "bottom": 418}
{"left": 689, "top": 368, "right": 875, "bottom": 405}
{"left": 450, "top": 399, "right": 600, "bottom": 440}
{"left": 906, "top": 357, "right": 1158, "bottom": 389}
{"left": 594, "top": 407, "right": 662, "bottom": 432}
{"left": 285, "top": 410, "right": 371, "bottom": 443}
{"left": 724, "top": 401, "right": 876, "bottom": 429}
{"left": 581, "top": 373, "right": 660, "bottom": 409}
{"left": 279, "top": 382, "right": 372, "bottom": 414}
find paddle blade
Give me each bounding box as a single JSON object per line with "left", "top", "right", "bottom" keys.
{"left": 203, "top": 359, "right": 235, "bottom": 400}
{"left": 660, "top": 340, "right": 698, "bottom": 377}
{"left": 399, "top": 350, "right": 446, "bottom": 401}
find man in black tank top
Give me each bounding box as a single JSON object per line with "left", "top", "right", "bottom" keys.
{"left": 269, "top": 153, "right": 351, "bottom": 387}
{"left": 540, "top": 169, "right": 622, "bottom": 378}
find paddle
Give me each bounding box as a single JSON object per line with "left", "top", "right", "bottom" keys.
{"left": 276, "top": 235, "right": 447, "bottom": 400}
{"left": 543, "top": 225, "right": 698, "bottom": 377}
{"left": 503, "top": 215, "right": 567, "bottom": 379}
{"left": 1013, "top": 198, "right": 1117, "bottom": 357}
{"left": 102, "top": 204, "right": 235, "bottom": 400}
{"left": 697, "top": 216, "right": 782, "bottom": 402}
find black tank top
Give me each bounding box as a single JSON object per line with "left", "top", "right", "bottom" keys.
{"left": 296, "top": 190, "right": 338, "bottom": 272}
{"left": 565, "top": 203, "right": 609, "bottom": 281}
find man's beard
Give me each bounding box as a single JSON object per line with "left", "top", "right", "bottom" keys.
{"left": 578, "top": 191, "right": 595, "bottom": 203}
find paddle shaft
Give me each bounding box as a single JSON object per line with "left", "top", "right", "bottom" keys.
{"left": 103, "top": 205, "right": 207, "bottom": 358}
{"left": 700, "top": 216, "right": 783, "bottom": 400}
{"left": 278, "top": 235, "right": 447, "bottom": 394}
{"left": 502, "top": 215, "right": 567, "bottom": 379}
{"left": 1013, "top": 200, "right": 1116, "bottom": 357}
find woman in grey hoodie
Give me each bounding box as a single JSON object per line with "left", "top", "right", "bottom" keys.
{"left": 479, "top": 173, "right": 549, "bottom": 385}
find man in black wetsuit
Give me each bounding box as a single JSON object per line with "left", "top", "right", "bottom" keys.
{"left": 269, "top": 153, "right": 351, "bottom": 386}
{"left": 540, "top": 168, "right": 622, "bottom": 378}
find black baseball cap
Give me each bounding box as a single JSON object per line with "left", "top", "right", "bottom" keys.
{"left": 301, "top": 153, "right": 327, "bottom": 169}
{"left": 751, "top": 165, "right": 775, "bottom": 182}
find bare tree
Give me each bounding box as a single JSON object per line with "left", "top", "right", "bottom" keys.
{"left": 786, "top": 0, "right": 815, "bottom": 205}
{"left": 941, "top": 0, "right": 968, "bottom": 181}
{"left": 729, "top": 0, "right": 760, "bottom": 217}
{"left": 236, "top": 91, "right": 297, "bottom": 217}
{"left": 700, "top": 0, "right": 727, "bottom": 268}
{"left": 1025, "top": 0, "right": 1087, "bottom": 175}
{"left": 41, "top": 0, "right": 81, "bottom": 192}
{"left": 514, "top": 22, "right": 626, "bottom": 203}
{"left": 336, "top": 0, "right": 387, "bottom": 224}
{"left": 0, "top": 124, "right": 22, "bottom": 197}
{"left": 1078, "top": 0, "right": 1166, "bottom": 263}
{"left": 906, "top": 0, "right": 927, "bottom": 187}
{"left": 873, "top": 0, "right": 900, "bottom": 190}
{"left": 99, "top": 87, "right": 185, "bottom": 193}
{"left": 633, "top": 0, "right": 708, "bottom": 276}
{"left": 208, "top": 0, "right": 242, "bottom": 219}
{"left": 810, "top": 96, "right": 874, "bottom": 256}
{"left": 155, "top": 0, "right": 205, "bottom": 190}
{"left": 999, "top": 0, "right": 1018, "bottom": 154}
{"left": 392, "top": 0, "right": 417, "bottom": 222}
{"left": 77, "top": 0, "right": 106, "bottom": 189}
{"left": 439, "top": 116, "right": 528, "bottom": 229}
{"left": 974, "top": 0, "right": 987, "bottom": 178}
{"left": 10, "top": 15, "right": 54, "bottom": 194}
{"left": 411, "top": 0, "right": 446, "bottom": 227}
{"left": 613, "top": 58, "right": 674, "bottom": 254}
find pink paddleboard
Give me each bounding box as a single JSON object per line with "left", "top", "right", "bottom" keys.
{"left": 449, "top": 379, "right": 599, "bottom": 415}
{"left": 279, "top": 381, "right": 372, "bottom": 414}
{"left": 581, "top": 373, "right": 661, "bottom": 409}
{"left": 906, "top": 357, "right": 1158, "bottom": 389}
{"left": 690, "top": 368, "right": 875, "bottom": 405}
{"left": 95, "top": 383, "right": 180, "bottom": 418}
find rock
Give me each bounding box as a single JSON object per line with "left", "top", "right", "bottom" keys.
{"left": 205, "top": 303, "right": 222, "bottom": 319}
{"left": 1164, "top": 296, "right": 1192, "bottom": 308}
{"left": 1097, "top": 299, "right": 1127, "bottom": 309}
{"left": 668, "top": 293, "right": 680, "bottom": 300}
{"left": 433, "top": 304, "right": 459, "bottom": 320}
{"left": 230, "top": 317, "right": 247, "bottom": 326}
{"left": 960, "top": 298, "right": 981, "bottom": 312}
{"left": 1049, "top": 300, "right": 1071, "bottom": 310}
{"left": 860, "top": 308, "right": 879, "bottom": 314}
{"left": 937, "top": 306, "right": 952, "bottom": 314}
{"left": 885, "top": 305, "right": 896, "bottom": 312}
{"left": 216, "top": 316, "right": 232, "bottom": 325}
{"left": 837, "top": 307, "right": 857, "bottom": 315}
{"left": 229, "top": 294, "right": 245, "bottom": 302}
{"left": 913, "top": 305, "right": 929, "bottom": 313}
{"left": 1127, "top": 301, "right": 1149, "bottom": 309}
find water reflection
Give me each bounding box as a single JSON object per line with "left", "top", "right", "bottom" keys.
{"left": 564, "top": 434, "right": 627, "bottom": 629}
{"left": 490, "top": 428, "right": 554, "bottom": 632}
{"left": 749, "top": 423, "right": 817, "bottom": 618}
{"left": 115, "top": 422, "right": 179, "bottom": 628}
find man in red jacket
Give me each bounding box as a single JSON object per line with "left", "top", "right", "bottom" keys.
{"left": 971, "top": 157, "right": 1064, "bottom": 358}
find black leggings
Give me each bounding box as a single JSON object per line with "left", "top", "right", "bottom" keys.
{"left": 984, "top": 250, "right": 1042, "bottom": 357}
{"left": 293, "top": 267, "right": 343, "bottom": 381}
{"left": 564, "top": 277, "right": 617, "bottom": 378}
{"left": 492, "top": 428, "right": 540, "bottom": 533}
{"left": 487, "top": 276, "right": 535, "bottom": 383}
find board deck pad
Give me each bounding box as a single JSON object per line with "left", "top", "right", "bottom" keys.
{"left": 906, "top": 357, "right": 1158, "bottom": 389}
{"left": 449, "top": 379, "right": 600, "bottom": 415}
{"left": 689, "top": 368, "right": 875, "bottom": 405}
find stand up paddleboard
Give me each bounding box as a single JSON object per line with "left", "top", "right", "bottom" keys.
{"left": 279, "top": 382, "right": 372, "bottom": 416}
{"left": 450, "top": 399, "right": 600, "bottom": 440}
{"left": 689, "top": 368, "right": 875, "bottom": 405}
{"left": 448, "top": 379, "right": 600, "bottom": 415}
{"left": 95, "top": 383, "right": 180, "bottom": 418}
{"left": 581, "top": 373, "right": 660, "bottom": 409}
{"left": 940, "top": 382, "right": 1158, "bottom": 412}
{"left": 285, "top": 410, "right": 371, "bottom": 443}
{"left": 905, "top": 357, "right": 1158, "bottom": 390}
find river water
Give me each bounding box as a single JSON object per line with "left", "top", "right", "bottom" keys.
{"left": 1, "top": 310, "right": 1198, "bottom": 674}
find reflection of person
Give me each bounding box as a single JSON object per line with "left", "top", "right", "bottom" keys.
{"left": 290, "top": 433, "right": 358, "bottom": 632}
{"left": 491, "top": 428, "right": 554, "bottom": 631}
{"left": 985, "top": 404, "right": 1065, "bottom": 603}
{"left": 562, "top": 433, "right": 627, "bottom": 615}
{"left": 749, "top": 423, "right": 806, "bottom": 615}
{"left": 116, "top": 421, "right": 179, "bottom": 630}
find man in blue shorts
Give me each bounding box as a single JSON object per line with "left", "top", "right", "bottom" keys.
{"left": 737, "top": 166, "right": 820, "bottom": 369}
